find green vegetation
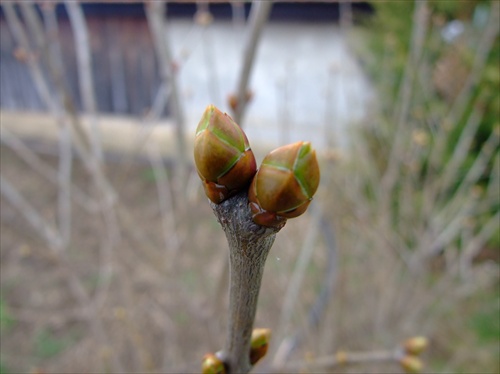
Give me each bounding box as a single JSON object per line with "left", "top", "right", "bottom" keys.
{"left": 349, "top": 2, "right": 499, "bottom": 371}
{"left": 0, "top": 361, "right": 10, "bottom": 374}
{"left": 355, "top": 0, "right": 499, "bottom": 246}
{"left": 34, "top": 328, "right": 75, "bottom": 359}
{"left": 469, "top": 288, "right": 500, "bottom": 343}
{"left": 0, "top": 297, "right": 15, "bottom": 331}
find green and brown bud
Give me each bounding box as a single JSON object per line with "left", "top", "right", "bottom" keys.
{"left": 202, "top": 353, "right": 225, "bottom": 374}
{"left": 403, "top": 336, "right": 429, "bottom": 356}
{"left": 249, "top": 328, "right": 271, "bottom": 365}
{"left": 194, "top": 105, "right": 257, "bottom": 203}
{"left": 249, "top": 141, "right": 320, "bottom": 227}
{"left": 400, "top": 355, "right": 423, "bottom": 374}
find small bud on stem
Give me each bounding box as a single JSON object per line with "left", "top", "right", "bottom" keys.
{"left": 249, "top": 141, "right": 320, "bottom": 227}
{"left": 403, "top": 336, "right": 428, "bottom": 356}
{"left": 194, "top": 105, "right": 257, "bottom": 203}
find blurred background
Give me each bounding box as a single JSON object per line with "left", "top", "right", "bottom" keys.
{"left": 0, "top": 1, "right": 498, "bottom": 373}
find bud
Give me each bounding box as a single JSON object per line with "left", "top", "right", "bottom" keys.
{"left": 335, "top": 350, "right": 348, "bottom": 365}
{"left": 250, "top": 328, "right": 271, "bottom": 365}
{"left": 202, "top": 353, "right": 225, "bottom": 374}
{"left": 400, "top": 355, "right": 423, "bottom": 374}
{"left": 194, "top": 105, "right": 257, "bottom": 203}
{"left": 249, "top": 141, "right": 320, "bottom": 227}
{"left": 228, "top": 90, "right": 254, "bottom": 112}
{"left": 403, "top": 336, "right": 429, "bottom": 355}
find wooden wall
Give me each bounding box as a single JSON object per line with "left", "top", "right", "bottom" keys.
{"left": 0, "top": 2, "right": 372, "bottom": 116}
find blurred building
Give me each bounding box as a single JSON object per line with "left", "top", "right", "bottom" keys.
{"left": 0, "top": 2, "right": 374, "bottom": 149}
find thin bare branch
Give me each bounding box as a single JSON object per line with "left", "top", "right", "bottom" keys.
{"left": 232, "top": 0, "right": 273, "bottom": 125}
{"left": 381, "top": 0, "right": 429, "bottom": 197}
{"left": 145, "top": 1, "right": 188, "bottom": 189}
{"left": 19, "top": 2, "right": 45, "bottom": 50}
{"left": 460, "top": 211, "right": 500, "bottom": 278}
{"left": 2, "top": 3, "right": 57, "bottom": 114}
{"left": 146, "top": 142, "right": 180, "bottom": 266}
{"left": 0, "top": 127, "right": 98, "bottom": 212}
{"left": 64, "top": 0, "right": 102, "bottom": 160}
{"left": 0, "top": 174, "right": 64, "bottom": 252}
{"left": 273, "top": 348, "right": 401, "bottom": 373}
{"left": 276, "top": 207, "right": 321, "bottom": 344}
{"left": 231, "top": 1, "right": 246, "bottom": 30}
{"left": 427, "top": 3, "right": 499, "bottom": 175}
{"left": 41, "top": 3, "right": 73, "bottom": 247}
{"left": 447, "top": 1, "right": 500, "bottom": 123}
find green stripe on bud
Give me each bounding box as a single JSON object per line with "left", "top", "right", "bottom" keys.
{"left": 194, "top": 105, "right": 257, "bottom": 203}
{"left": 403, "top": 336, "right": 428, "bottom": 356}
{"left": 249, "top": 141, "right": 320, "bottom": 227}
{"left": 202, "top": 353, "right": 226, "bottom": 374}
{"left": 400, "top": 355, "right": 423, "bottom": 374}
{"left": 250, "top": 328, "right": 271, "bottom": 365}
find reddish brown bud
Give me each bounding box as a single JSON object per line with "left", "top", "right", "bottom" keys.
{"left": 249, "top": 328, "right": 271, "bottom": 365}
{"left": 202, "top": 353, "right": 225, "bottom": 374}
{"left": 403, "top": 336, "right": 429, "bottom": 355}
{"left": 249, "top": 141, "right": 320, "bottom": 227}
{"left": 228, "top": 90, "right": 254, "bottom": 112}
{"left": 400, "top": 355, "right": 423, "bottom": 374}
{"left": 194, "top": 105, "right": 257, "bottom": 203}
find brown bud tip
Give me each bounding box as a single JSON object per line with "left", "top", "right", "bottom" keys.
{"left": 335, "top": 350, "right": 348, "bottom": 365}
{"left": 194, "top": 10, "right": 213, "bottom": 26}
{"left": 228, "top": 90, "right": 254, "bottom": 112}
{"left": 13, "top": 47, "right": 29, "bottom": 63}
{"left": 250, "top": 328, "right": 271, "bottom": 365}
{"left": 400, "top": 355, "right": 424, "bottom": 374}
{"left": 403, "top": 336, "right": 429, "bottom": 355}
{"left": 249, "top": 141, "right": 320, "bottom": 227}
{"left": 194, "top": 105, "right": 257, "bottom": 203}
{"left": 202, "top": 353, "right": 225, "bottom": 374}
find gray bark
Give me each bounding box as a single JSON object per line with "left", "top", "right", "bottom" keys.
{"left": 210, "top": 191, "right": 284, "bottom": 373}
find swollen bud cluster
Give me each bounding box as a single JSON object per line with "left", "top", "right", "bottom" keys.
{"left": 249, "top": 328, "right": 271, "bottom": 365}
{"left": 249, "top": 141, "right": 319, "bottom": 227}
{"left": 194, "top": 105, "right": 320, "bottom": 227}
{"left": 194, "top": 105, "right": 257, "bottom": 204}
{"left": 201, "top": 353, "right": 225, "bottom": 374}
{"left": 201, "top": 328, "right": 271, "bottom": 373}
{"left": 399, "top": 336, "right": 429, "bottom": 374}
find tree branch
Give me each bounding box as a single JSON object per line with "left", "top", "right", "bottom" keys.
{"left": 232, "top": 1, "right": 273, "bottom": 125}
{"left": 210, "top": 191, "right": 284, "bottom": 374}
{"left": 65, "top": 0, "right": 102, "bottom": 160}
{"left": 145, "top": 1, "right": 189, "bottom": 191}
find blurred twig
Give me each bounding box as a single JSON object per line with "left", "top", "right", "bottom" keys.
{"left": 232, "top": 0, "right": 273, "bottom": 125}
{"left": 275, "top": 207, "right": 321, "bottom": 355}
{"left": 196, "top": 3, "right": 221, "bottom": 104}
{"left": 381, "top": 0, "right": 429, "bottom": 199}
{"left": 231, "top": 1, "right": 246, "bottom": 30}
{"left": 447, "top": 1, "right": 500, "bottom": 124}
{"left": 65, "top": 0, "right": 102, "bottom": 161}
{"left": 1, "top": 175, "right": 64, "bottom": 252}
{"left": 145, "top": 0, "right": 189, "bottom": 192}
{"left": 425, "top": 2, "right": 499, "bottom": 188}
{"left": 272, "top": 206, "right": 338, "bottom": 367}
{"left": 2, "top": 4, "right": 122, "bottom": 370}
{"left": 0, "top": 127, "right": 99, "bottom": 212}
{"left": 275, "top": 349, "right": 398, "bottom": 372}
{"left": 41, "top": 2, "right": 73, "bottom": 247}
{"left": 146, "top": 143, "right": 180, "bottom": 268}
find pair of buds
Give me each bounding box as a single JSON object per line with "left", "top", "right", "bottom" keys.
{"left": 194, "top": 105, "right": 320, "bottom": 227}
{"left": 399, "top": 336, "right": 429, "bottom": 374}
{"left": 202, "top": 328, "right": 271, "bottom": 374}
